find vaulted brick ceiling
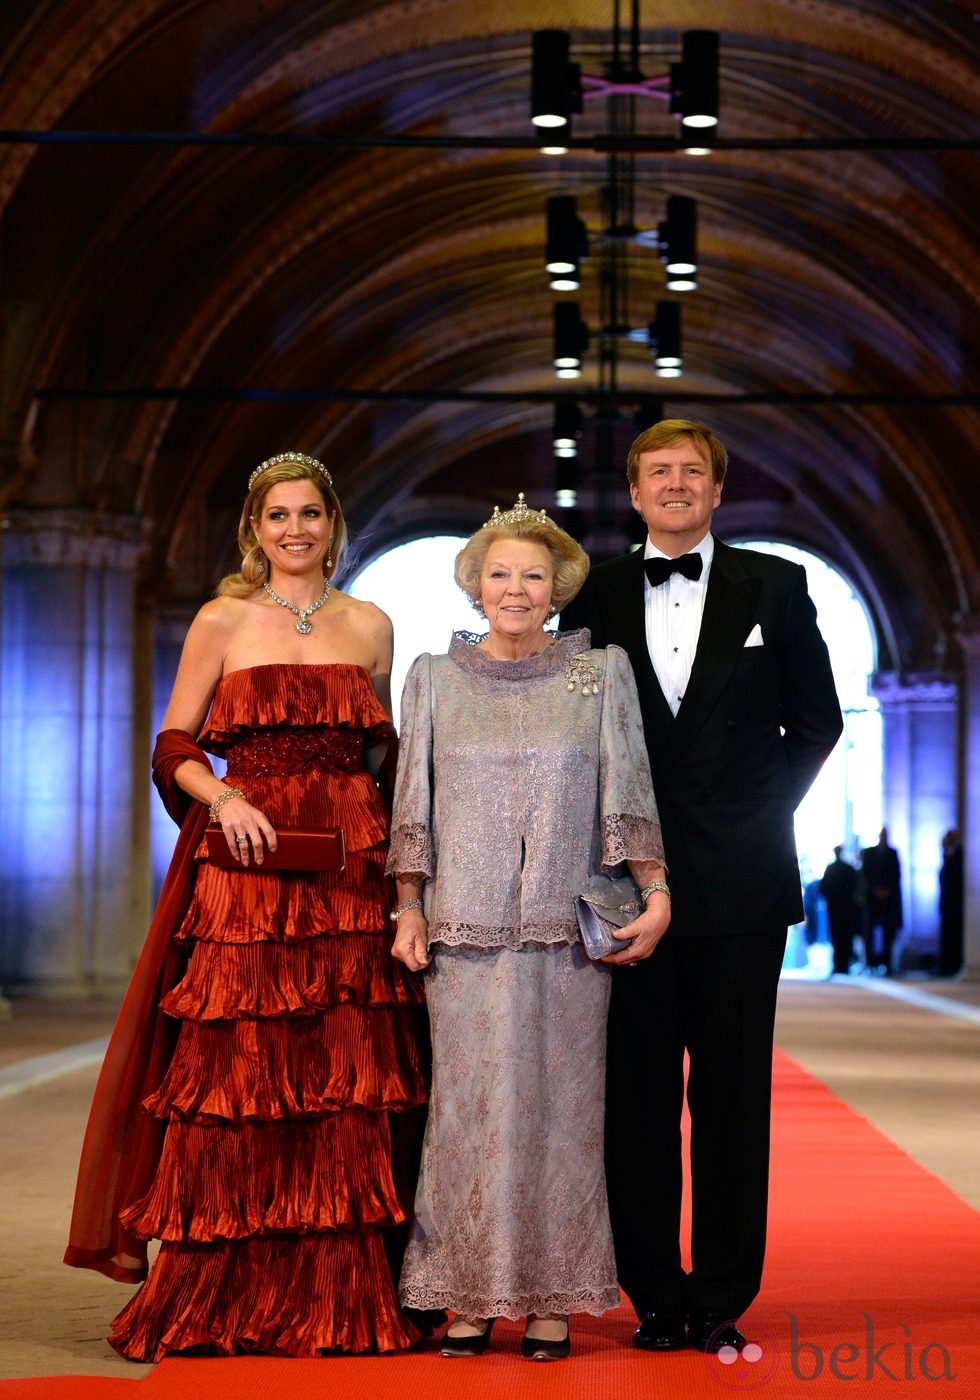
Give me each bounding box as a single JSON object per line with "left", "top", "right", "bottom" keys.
{"left": 0, "top": 1, "right": 977, "bottom": 668}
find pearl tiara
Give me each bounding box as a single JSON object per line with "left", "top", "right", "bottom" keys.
{"left": 483, "top": 492, "right": 555, "bottom": 529}
{"left": 248, "top": 451, "right": 334, "bottom": 492}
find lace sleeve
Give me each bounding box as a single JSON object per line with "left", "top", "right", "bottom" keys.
{"left": 388, "top": 822, "right": 434, "bottom": 879}
{"left": 385, "top": 655, "right": 436, "bottom": 878}
{"left": 601, "top": 813, "right": 665, "bottom": 868}
{"left": 598, "top": 647, "right": 666, "bottom": 870}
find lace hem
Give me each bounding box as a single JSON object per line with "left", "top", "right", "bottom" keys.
{"left": 386, "top": 823, "right": 433, "bottom": 878}
{"left": 601, "top": 813, "right": 666, "bottom": 868}
{"left": 399, "top": 1281, "right": 621, "bottom": 1320}
{"left": 429, "top": 921, "right": 577, "bottom": 951}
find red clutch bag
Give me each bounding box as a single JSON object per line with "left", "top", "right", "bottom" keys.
{"left": 205, "top": 825, "right": 346, "bottom": 872}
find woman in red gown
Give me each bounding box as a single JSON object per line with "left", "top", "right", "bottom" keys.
{"left": 65, "top": 451, "right": 426, "bottom": 1358}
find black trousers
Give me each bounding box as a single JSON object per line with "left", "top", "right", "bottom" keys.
{"left": 864, "top": 903, "right": 898, "bottom": 971}
{"left": 826, "top": 907, "right": 857, "bottom": 974}
{"left": 605, "top": 926, "right": 787, "bottom": 1320}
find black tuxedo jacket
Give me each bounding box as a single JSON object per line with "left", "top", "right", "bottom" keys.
{"left": 561, "top": 539, "right": 842, "bottom": 937}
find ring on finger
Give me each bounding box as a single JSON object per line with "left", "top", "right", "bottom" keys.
{"left": 235, "top": 836, "right": 248, "bottom": 845}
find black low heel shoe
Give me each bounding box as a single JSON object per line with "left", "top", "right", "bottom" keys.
{"left": 439, "top": 1318, "right": 495, "bottom": 1357}
{"left": 521, "top": 1323, "right": 571, "bottom": 1361}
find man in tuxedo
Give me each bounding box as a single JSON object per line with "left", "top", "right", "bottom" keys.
{"left": 820, "top": 846, "right": 861, "bottom": 974}
{"left": 561, "top": 419, "right": 842, "bottom": 1353}
{"left": 859, "top": 827, "right": 903, "bottom": 974}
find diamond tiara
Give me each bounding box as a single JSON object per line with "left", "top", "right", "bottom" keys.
{"left": 248, "top": 451, "right": 333, "bottom": 493}
{"left": 483, "top": 492, "right": 555, "bottom": 529}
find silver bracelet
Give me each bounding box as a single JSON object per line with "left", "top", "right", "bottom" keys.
{"left": 640, "top": 879, "right": 671, "bottom": 903}
{"left": 208, "top": 787, "right": 246, "bottom": 823}
{"left": 390, "top": 898, "right": 424, "bottom": 923}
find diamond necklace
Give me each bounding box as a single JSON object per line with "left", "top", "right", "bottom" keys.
{"left": 263, "top": 576, "right": 331, "bottom": 634}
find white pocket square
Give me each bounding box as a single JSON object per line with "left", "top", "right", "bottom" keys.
{"left": 744, "top": 624, "right": 764, "bottom": 648}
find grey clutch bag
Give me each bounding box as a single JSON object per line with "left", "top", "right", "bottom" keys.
{"left": 575, "top": 874, "right": 643, "bottom": 959}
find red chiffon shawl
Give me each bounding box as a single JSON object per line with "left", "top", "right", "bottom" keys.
{"left": 64, "top": 730, "right": 211, "bottom": 1282}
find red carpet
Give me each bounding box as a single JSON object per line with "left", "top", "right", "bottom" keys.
{"left": 5, "top": 1047, "right": 978, "bottom": 1397}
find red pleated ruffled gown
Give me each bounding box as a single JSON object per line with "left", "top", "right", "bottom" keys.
{"left": 108, "top": 664, "right": 426, "bottom": 1360}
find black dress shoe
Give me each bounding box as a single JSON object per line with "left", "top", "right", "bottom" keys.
{"left": 633, "top": 1309, "right": 688, "bottom": 1351}
{"left": 439, "top": 1318, "right": 495, "bottom": 1357}
{"left": 688, "top": 1311, "right": 746, "bottom": 1353}
{"left": 521, "top": 1320, "right": 571, "bottom": 1361}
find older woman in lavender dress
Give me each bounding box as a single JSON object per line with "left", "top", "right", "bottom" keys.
{"left": 387, "top": 496, "right": 669, "bottom": 1361}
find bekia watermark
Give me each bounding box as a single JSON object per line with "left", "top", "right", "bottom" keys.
{"left": 706, "top": 1312, "right": 956, "bottom": 1389}
{"left": 789, "top": 1313, "right": 955, "bottom": 1382}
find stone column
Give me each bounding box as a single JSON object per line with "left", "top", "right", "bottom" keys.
{"left": 871, "top": 672, "right": 958, "bottom": 967}
{"left": 148, "top": 604, "right": 201, "bottom": 897}
{"left": 955, "top": 621, "right": 980, "bottom": 977}
{"left": 0, "top": 509, "right": 149, "bottom": 995}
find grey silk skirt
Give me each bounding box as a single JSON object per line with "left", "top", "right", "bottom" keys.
{"left": 398, "top": 941, "right": 619, "bottom": 1319}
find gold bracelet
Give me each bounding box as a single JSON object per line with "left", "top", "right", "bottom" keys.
{"left": 640, "top": 879, "right": 670, "bottom": 903}
{"left": 208, "top": 787, "right": 246, "bottom": 822}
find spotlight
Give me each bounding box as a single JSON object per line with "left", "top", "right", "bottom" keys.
{"left": 648, "top": 301, "right": 682, "bottom": 374}
{"left": 553, "top": 303, "right": 589, "bottom": 377}
{"left": 670, "top": 30, "right": 719, "bottom": 129}
{"left": 546, "top": 196, "right": 588, "bottom": 289}
{"left": 658, "top": 195, "right": 697, "bottom": 277}
{"left": 555, "top": 449, "right": 582, "bottom": 510}
{"left": 531, "top": 31, "right": 582, "bottom": 130}
{"left": 553, "top": 401, "right": 584, "bottom": 455}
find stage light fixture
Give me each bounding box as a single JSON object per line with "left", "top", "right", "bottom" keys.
{"left": 532, "top": 31, "right": 582, "bottom": 129}
{"left": 648, "top": 301, "right": 682, "bottom": 375}
{"left": 553, "top": 303, "right": 589, "bottom": 378}
{"left": 555, "top": 448, "right": 582, "bottom": 509}
{"left": 670, "top": 30, "right": 719, "bottom": 129}
{"left": 553, "top": 401, "right": 584, "bottom": 456}
{"left": 659, "top": 195, "right": 697, "bottom": 278}
{"left": 546, "top": 196, "right": 588, "bottom": 289}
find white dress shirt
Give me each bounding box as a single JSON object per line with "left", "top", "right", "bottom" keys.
{"left": 643, "top": 533, "right": 714, "bottom": 716}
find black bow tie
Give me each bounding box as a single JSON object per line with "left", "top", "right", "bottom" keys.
{"left": 644, "top": 553, "right": 704, "bottom": 587}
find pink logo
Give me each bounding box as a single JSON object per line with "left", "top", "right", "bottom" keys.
{"left": 703, "top": 1318, "right": 781, "bottom": 1390}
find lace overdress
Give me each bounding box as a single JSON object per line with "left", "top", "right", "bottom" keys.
{"left": 387, "top": 631, "right": 663, "bottom": 1319}
{"left": 108, "top": 663, "right": 427, "bottom": 1359}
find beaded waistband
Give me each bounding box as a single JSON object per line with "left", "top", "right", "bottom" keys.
{"left": 224, "top": 726, "right": 364, "bottom": 777}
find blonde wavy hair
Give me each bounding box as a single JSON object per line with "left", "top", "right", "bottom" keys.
{"left": 455, "top": 515, "right": 590, "bottom": 614}
{"left": 217, "top": 454, "right": 348, "bottom": 598}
